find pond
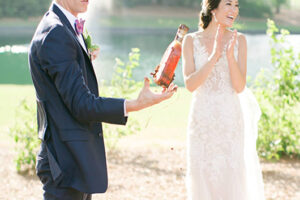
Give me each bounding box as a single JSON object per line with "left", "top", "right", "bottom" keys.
{"left": 0, "top": 30, "right": 299, "bottom": 86}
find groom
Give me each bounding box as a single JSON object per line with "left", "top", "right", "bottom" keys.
{"left": 28, "top": 0, "right": 177, "bottom": 199}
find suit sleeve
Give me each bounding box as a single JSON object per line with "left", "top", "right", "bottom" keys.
{"left": 38, "top": 25, "right": 127, "bottom": 125}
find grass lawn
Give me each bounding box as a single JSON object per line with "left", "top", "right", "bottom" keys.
{"left": 0, "top": 85, "right": 35, "bottom": 141}
{"left": 0, "top": 84, "right": 191, "bottom": 144}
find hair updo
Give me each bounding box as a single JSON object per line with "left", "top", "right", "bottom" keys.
{"left": 199, "top": 0, "right": 221, "bottom": 29}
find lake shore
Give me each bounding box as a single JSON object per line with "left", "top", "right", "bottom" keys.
{"left": 1, "top": 6, "right": 300, "bottom": 37}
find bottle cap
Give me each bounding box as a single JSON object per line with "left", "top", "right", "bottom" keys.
{"left": 178, "top": 24, "right": 189, "bottom": 35}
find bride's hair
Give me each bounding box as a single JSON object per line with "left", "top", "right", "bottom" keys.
{"left": 199, "top": 0, "right": 221, "bottom": 29}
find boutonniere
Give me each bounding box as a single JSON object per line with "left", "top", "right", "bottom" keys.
{"left": 83, "top": 30, "right": 100, "bottom": 61}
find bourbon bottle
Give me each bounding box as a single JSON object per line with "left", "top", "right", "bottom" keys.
{"left": 151, "top": 24, "right": 189, "bottom": 88}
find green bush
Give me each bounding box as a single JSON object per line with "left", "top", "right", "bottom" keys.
{"left": 10, "top": 99, "right": 40, "bottom": 172}
{"left": 100, "top": 48, "right": 143, "bottom": 149}
{"left": 253, "top": 19, "right": 300, "bottom": 160}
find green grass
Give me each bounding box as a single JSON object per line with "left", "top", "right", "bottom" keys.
{"left": 0, "top": 85, "right": 35, "bottom": 138}
{"left": 0, "top": 85, "right": 192, "bottom": 143}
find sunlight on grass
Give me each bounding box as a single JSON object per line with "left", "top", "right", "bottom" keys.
{"left": 0, "top": 85, "right": 192, "bottom": 144}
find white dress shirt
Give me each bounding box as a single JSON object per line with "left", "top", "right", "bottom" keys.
{"left": 53, "top": 1, "right": 128, "bottom": 116}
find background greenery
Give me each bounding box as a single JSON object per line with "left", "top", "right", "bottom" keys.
{"left": 0, "top": 0, "right": 51, "bottom": 18}
{"left": 253, "top": 20, "right": 300, "bottom": 160}
{"left": 0, "top": 0, "right": 299, "bottom": 172}
{"left": 0, "top": 0, "right": 291, "bottom": 19}
{"left": 6, "top": 20, "right": 300, "bottom": 171}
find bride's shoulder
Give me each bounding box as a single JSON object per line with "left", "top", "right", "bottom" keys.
{"left": 184, "top": 31, "right": 204, "bottom": 39}
{"left": 183, "top": 31, "right": 197, "bottom": 44}
{"left": 183, "top": 31, "right": 204, "bottom": 46}
{"left": 226, "top": 30, "right": 247, "bottom": 48}
{"left": 188, "top": 30, "right": 205, "bottom": 38}
{"left": 228, "top": 30, "right": 247, "bottom": 43}
{"left": 237, "top": 33, "right": 247, "bottom": 47}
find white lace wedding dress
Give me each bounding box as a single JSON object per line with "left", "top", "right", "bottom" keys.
{"left": 186, "top": 32, "right": 265, "bottom": 200}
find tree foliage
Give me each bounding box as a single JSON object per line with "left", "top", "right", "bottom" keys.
{"left": 116, "top": 0, "right": 273, "bottom": 18}
{"left": 272, "top": 0, "right": 288, "bottom": 13}
{"left": 0, "top": 0, "right": 51, "bottom": 18}
{"left": 0, "top": 0, "right": 287, "bottom": 19}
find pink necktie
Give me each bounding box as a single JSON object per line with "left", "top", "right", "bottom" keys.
{"left": 75, "top": 18, "right": 85, "bottom": 35}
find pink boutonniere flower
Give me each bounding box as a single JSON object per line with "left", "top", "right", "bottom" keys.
{"left": 75, "top": 19, "right": 85, "bottom": 35}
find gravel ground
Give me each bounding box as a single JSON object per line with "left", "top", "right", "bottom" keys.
{"left": 0, "top": 138, "right": 300, "bottom": 200}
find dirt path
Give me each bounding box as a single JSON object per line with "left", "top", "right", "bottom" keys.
{"left": 0, "top": 136, "right": 299, "bottom": 200}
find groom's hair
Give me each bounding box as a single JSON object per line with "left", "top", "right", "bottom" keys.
{"left": 199, "top": 0, "right": 221, "bottom": 29}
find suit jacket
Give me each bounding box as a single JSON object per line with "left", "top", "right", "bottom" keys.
{"left": 28, "top": 4, "right": 127, "bottom": 193}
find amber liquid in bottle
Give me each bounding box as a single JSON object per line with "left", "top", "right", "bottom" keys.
{"left": 151, "top": 24, "right": 189, "bottom": 88}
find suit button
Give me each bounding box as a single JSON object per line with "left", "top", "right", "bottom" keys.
{"left": 98, "top": 133, "right": 101, "bottom": 136}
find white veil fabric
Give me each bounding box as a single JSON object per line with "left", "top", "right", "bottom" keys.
{"left": 238, "top": 87, "right": 265, "bottom": 200}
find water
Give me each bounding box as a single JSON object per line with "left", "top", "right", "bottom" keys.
{"left": 0, "top": 31, "right": 299, "bottom": 85}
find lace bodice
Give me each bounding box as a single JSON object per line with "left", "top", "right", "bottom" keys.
{"left": 191, "top": 32, "right": 239, "bottom": 96}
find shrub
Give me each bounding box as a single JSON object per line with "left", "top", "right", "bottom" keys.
{"left": 100, "top": 48, "right": 143, "bottom": 149}
{"left": 10, "top": 99, "right": 40, "bottom": 172}
{"left": 253, "top": 19, "right": 300, "bottom": 160}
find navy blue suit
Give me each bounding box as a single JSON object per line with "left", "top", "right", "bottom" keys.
{"left": 28, "top": 4, "right": 127, "bottom": 198}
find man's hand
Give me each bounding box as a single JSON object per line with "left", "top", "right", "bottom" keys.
{"left": 126, "top": 77, "right": 178, "bottom": 113}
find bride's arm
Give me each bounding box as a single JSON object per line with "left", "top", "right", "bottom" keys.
{"left": 227, "top": 31, "right": 247, "bottom": 93}
{"left": 182, "top": 32, "right": 222, "bottom": 92}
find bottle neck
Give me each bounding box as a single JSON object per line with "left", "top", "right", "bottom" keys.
{"left": 175, "top": 32, "right": 184, "bottom": 43}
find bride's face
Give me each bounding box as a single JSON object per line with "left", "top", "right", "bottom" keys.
{"left": 212, "top": 0, "right": 239, "bottom": 28}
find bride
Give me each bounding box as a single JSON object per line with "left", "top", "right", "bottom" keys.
{"left": 182, "top": 0, "right": 265, "bottom": 199}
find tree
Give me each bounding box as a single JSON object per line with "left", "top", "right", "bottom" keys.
{"left": 272, "top": 0, "right": 288, "bottom": 14}
{"left": 0, "top": 0, "right": 51, "bottom": 18}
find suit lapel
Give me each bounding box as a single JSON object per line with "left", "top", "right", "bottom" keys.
{"left": 51, "top": 4, "right": 91, "bottom": 61}
{"left": 81, "top": 34, "right": 89, "bottom": 54}
{"left": 50, "top": 4, "right": 98, "bottom": 87}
